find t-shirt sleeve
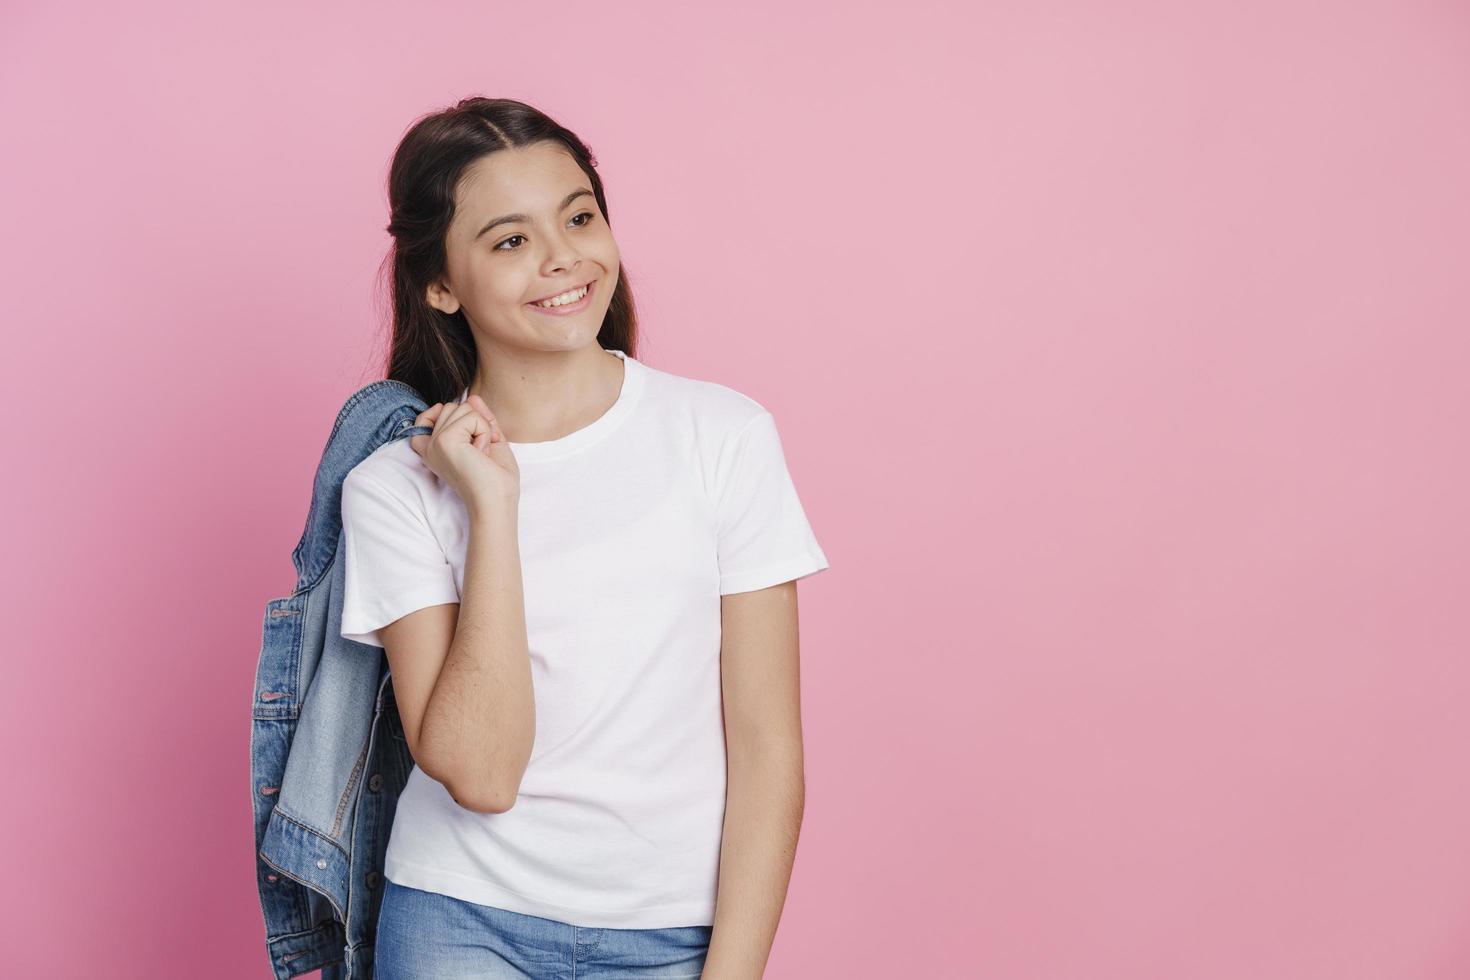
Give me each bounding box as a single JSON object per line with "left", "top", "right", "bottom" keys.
{"left": 715, "top": 410, "right": 831, "bottom": 595}
{"left": 339, "top": 465, "right": 460, "bottom": 648}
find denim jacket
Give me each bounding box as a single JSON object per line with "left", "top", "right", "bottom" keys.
{"left": 250, "top": 380, "right": 435, "bottom": 980}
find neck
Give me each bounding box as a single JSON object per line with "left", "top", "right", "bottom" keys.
{"left": 467, "top": 344, "right": 623, "bottom": 444}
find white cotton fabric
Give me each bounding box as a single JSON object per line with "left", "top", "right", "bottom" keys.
{"left": 338, "top": 348, "right": 829, "bottom": 928}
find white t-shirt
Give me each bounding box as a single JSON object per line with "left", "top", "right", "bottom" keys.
{"left": 338, "top": 348, "right": 829, "bottom": 928}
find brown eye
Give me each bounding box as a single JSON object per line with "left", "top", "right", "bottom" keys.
{"left": 495, "top": 213, "right": 593, "bottom": 251}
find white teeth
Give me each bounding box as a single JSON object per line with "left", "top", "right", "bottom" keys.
{"left": 533, "top": 284, "right": 588, "bottom": 308}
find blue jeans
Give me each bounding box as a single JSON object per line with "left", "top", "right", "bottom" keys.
{"left": 374, "top": 878, "right": 714, "bottom": 979}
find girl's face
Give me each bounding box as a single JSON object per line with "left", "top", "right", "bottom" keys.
{"left": 428, "top": 141, "right": 620, "bottom": 352}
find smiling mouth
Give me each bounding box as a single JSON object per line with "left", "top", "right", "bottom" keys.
{"left": 526, "top": 279, "right": 596, "bottom": 308}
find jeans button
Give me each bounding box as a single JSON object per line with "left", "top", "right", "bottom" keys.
{"left": 368, "top": 773, "right": 383, "bottom": 793}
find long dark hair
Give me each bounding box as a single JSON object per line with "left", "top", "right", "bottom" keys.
{"left": 377, "top": 97, "right": 638, "bottom": 404}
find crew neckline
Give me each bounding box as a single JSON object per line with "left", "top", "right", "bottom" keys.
{"left": 457, "top": 349, "right": 645, "bottom": 463}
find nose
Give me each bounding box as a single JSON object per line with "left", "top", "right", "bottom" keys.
{"left": 541, "top": 228, "right": 584, "bottom": 276}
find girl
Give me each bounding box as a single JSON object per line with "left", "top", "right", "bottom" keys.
{"left": 339, "top": 97, "right": 829, "bottom": 979}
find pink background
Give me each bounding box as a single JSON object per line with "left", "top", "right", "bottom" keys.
{"left": 3, "top": 0, "right": 1469, "bottom": 976}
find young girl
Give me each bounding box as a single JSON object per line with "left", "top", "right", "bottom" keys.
{"left": 339, "top": 97, "right": 829, "bottom": 979}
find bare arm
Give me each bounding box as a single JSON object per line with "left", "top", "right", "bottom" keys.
{"left": 381, "top": 495, "right": 535, "bottom": 814}
{"left": 702, "top": 580, "right": 806, "bottom": 980}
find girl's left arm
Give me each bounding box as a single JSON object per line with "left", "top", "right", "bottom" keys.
{"left": 703, "top": 580, "right": 807, "bottom": 980}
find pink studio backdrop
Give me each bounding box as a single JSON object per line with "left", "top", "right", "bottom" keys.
{"left": 3, "top": 1, "right": 1468, "bottom": 977}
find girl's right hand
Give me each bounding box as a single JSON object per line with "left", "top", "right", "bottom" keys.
{"left": 409, "top": 394, "right": 520, "bottom": 506}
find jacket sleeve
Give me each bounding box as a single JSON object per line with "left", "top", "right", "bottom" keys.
{"left": 339, "top": 465, "right": 460, "bottom": 648}
{"left": 714, "top": 410, "right": 830, "bottom": 595}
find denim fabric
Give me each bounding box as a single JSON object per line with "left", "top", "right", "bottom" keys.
{"left": 375, "top": 879, "right": 713, "bottom": 980}
{"left": 250, "top": 379, "right": 437, "bottom": 979}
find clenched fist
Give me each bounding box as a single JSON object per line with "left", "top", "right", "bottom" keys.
{"left": 409, "top": 393, "right": 520, "bottom": 509}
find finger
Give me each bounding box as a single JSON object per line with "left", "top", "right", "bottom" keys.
{"left": 460, "top": 394, "right": 503, "bottom": 442}
{"left": 459, "top": 409, "right": 493, "bottom": 442}
{"left": 431, "top": 401, "right": 463, "bottom": 435}
{"left": 415, "top": 402, "right": 444, "bottom": 428}
{"left": 439, "top": 400, "right": 489, "bottom": 440}
{"left": 466, "top": 394, "right": 495, "bottom": 422}
{"left": 443, "top": 401, "right": 493, "bottom": 442}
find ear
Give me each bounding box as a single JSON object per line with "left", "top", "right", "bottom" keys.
{"left": 425, "top": 277, "right": 461, "bottom": 315}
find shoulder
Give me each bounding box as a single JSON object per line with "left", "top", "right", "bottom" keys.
{"left": 343, "top": 437, "right": 439, "bottom": 504}
{"left": 636, "top": 358, "right": 772, "bottom": 438}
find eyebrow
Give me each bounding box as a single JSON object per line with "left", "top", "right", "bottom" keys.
{"left": 473, "top": 188, "right": 595, "bottom": 241}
